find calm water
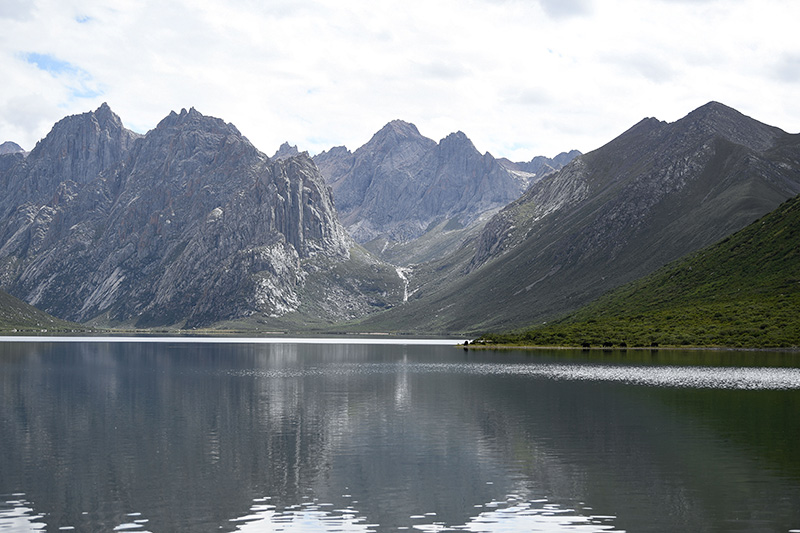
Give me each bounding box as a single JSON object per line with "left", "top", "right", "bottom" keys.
{"left": 1, "top": 339, "right": 800, "bottom": 532}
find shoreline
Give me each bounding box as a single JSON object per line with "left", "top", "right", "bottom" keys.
{"left": 462, "top": 343, "right": 800, "bottom": 353}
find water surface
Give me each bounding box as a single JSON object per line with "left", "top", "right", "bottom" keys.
{"left": 1, "top": 340, "right": 799, "bottom": 532}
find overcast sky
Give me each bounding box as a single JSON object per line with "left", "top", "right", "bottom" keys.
{"left": 1, "top": 0, "right": 798, "bottom": 161}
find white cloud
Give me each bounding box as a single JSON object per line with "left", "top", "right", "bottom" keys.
{"left": 538, "top": 0, "right": 593, "bottom": 19}
{"left": 0, "top": 0, "right": 798, "bottom": 160}
{"left": 0, "top": 0, "right": 34, "bottom": 21}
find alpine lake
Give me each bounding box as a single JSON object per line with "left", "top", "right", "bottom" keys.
{"left": 1, "top": 337, "right": 799, "bottom": 533}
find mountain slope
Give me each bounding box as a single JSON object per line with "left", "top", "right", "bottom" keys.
{"left": 0, "top": 105, "right": 403, "bottom": 329}
{"left": 356, "top": 102, "right": 800, "bottom": 334}
{"left": 481, "top": 193, "right": 800, "bottom": 348}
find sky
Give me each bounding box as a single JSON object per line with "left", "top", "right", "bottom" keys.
{"left": 1, "top": 0, "right": 798, "bottom": 161}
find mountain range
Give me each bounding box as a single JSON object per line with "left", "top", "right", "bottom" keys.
{"left": 0, "top": 104, "right": 403, "bottom": 328}
{"left": 1, "top": 101, "right": 798, "bottom": 339}
{"left": 355, "top": 102, "right": 800, "bottom": 334}
{"left": 312, "top": 120, "right": 578, "bottom": 264}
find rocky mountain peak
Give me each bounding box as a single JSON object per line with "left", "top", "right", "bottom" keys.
{"left": 367, "top": 120, "right": 430, "bottom": 150}
{"left": 438, "top": 131, "right": 476, "bottom": 153}
{"left": 553, "top": 150, "right": 582, "bottom": 167}
{"left": 318, "top": 145, "right": 351, "bottom": 158}
{"left": 155, "top": 106, "right": 241, "bottom": 137}
{"left": 383, "top": 119, "right": 422, "bottom": 136}
{"left": 677, "top": 100, "right": 783, "bottom": 152}
{"left": 272, "top": 142, "right": 301, "bottom": 160}
{"left": 0, "top": 141, "right": 25, "bottom": 155}
{"left": 93, "top": 102, "right": 120, "bottom": 129}
{"left": 29, "top": 103, "right": 134, "bottom": 160}
{"left": 1, "top": 104, "right": 139, "bottom": 214}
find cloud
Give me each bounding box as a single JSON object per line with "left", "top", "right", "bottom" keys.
{"left": 773, "top": 53, "right": 800, "bottom": 83}
{"left": 502, "top": 87, "right": 554, "bottom": 106}
{"left": 1, "top": 0, "right": 800, "bottom": 160}
{"left": 412, "top": 60, "right": 472, "bottom": 81}
{"left": 21, "top": 52, "right": 103, "bottom": 100}
{"left": 0, "top": 94, "right": 62, "bottom": 150}
{"left": 538, "top": 0, "right": 593, "bottom": 19}
{"left": 607, "top": 52, "right": 676, "bottom": 84}
{"left": 0, "top": 0, "right": 33, "bottom": 21}
{"left": 23, "top": 52, "right": 80, "bottom": 76}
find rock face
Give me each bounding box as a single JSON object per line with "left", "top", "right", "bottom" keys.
{"left": 0, "top": 105, "right": 402, "bottom": 327}
{"left": 314, "top": 120, "right": 578, "bottom": 244}
{"left": 360, "top": 101, "right": 800, "bottom": 333}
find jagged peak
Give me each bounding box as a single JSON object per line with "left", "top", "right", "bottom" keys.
{"left": 440, "top": 130, "right": 471, "bottom": 144}
{"left": 318, "top": 145, "right": 351, "bottom": 157}
{"left": 92, "top": 102, "right": 123, "bottom": 130}
{"left": 272, "top": 142, "right": 300, "bottom": 160}
{"left": 438, "top": 130, "right": 478, "bottom": 154}
{"left": 28, "top": 104, "right": 130, "bottom": 158}
{"left": 155, "top": 107, "right": 242, "bottom": 138}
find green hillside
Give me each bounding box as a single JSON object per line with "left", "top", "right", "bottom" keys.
{"left": 480, "top": 194, "right": 800, "bottom": 349}
{"left": 0, "top": 289, "right": 81, "bottom": 333}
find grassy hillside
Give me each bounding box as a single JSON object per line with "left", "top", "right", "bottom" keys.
{"left": 479, "top": 194, "right": 800, "bottom": 349}
{"left": 0, "top": 289, "right": 82, "bottom": 332}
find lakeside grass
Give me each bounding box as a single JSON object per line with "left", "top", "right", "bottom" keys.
{"left": 478, "top": 195, "right": 800, "bottom": 350}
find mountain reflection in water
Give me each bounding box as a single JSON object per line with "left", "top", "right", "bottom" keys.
{"left": 1, "top": 340, "right": 799, "bottom": 532}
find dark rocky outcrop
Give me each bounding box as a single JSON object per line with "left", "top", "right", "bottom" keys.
{"left": 0, "top": 105, "right": 402, "bottom": 328}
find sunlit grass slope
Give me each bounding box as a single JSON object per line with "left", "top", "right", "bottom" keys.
{"left": 480, "top": 194, "right": 800, "bottom": 348}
